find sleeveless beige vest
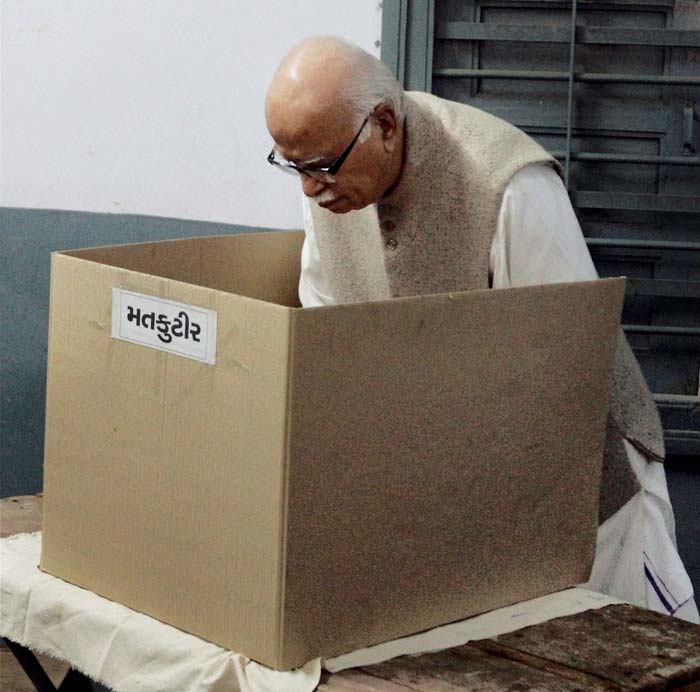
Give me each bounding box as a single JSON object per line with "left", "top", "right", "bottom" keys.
{"left": 309, "top": 91, "right": 665, "bottom": 523}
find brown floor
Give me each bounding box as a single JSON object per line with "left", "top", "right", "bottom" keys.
{"left": 0, "top": 642, "right": 70, "bottom": 691}
{"left": 0, "top": 495, "right": 71, "bottom": 690}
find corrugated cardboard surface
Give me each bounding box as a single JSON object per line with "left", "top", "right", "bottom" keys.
{"left": 65, "top": 229, "right": 304, "bottom": 307}
{"left": 42, "top": 241, "right": 298, "bottom": 664}
{"left": 40, "top": 230, "right": 624, "bottom": 670}
{"left": 281, "top": 280, "right": 623, "bottom": 666}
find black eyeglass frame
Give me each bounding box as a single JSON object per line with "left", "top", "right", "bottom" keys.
{"left": 267, "top": 114, "right": 371, "bottom": 180}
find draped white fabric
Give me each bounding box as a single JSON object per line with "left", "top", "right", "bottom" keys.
{"left": 1, "top": 533, "right": 622, "bottom": 692}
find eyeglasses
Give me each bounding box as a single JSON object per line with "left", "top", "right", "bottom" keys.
{"left": 267, "top": 114, "right": 370, "bottom": 183}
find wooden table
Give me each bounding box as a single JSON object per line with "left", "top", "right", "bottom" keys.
{"left": 3, "top": 495, "right": 700, "bottom": 692}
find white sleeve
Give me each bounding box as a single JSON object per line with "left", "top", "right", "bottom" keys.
{"left": 490, "top": 163, "right": 599, "bottom": 289}
{"left": 299, "top": 195, "right": 334, "bottom": 307}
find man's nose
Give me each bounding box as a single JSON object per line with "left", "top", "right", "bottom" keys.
{"left": 301, "top": 174, "right": 326, "bottom": 198}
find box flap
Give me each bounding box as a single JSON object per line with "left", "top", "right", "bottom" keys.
{"left": 280, "top": 278, "right": 624, "bottom": 665}
{"left": 61, "top": 229, "right": 305, "bottom": 307}
{"left": 41, "top": 249, "right": 294, "bottom": 662}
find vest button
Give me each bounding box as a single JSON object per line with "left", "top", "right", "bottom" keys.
{"left": 386, "top": 238, "right": 398, "bottom": 250}
{"left": 381, "top": 220, "right": 396, "bottom": 233}
{"left": 378, "top": 204, "right": 391, "bottom": 216}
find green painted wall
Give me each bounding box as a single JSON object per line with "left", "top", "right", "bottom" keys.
{"left": 0, "top": 207, "right": 261, "bottom": 497}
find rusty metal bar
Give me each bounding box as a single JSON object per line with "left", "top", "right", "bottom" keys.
{"left": 436, "top": 22, "right": 571, "bottom": 42}
{"left": 564, "top": 0, "right": 578, "bottom": 186}
{"left": 623, "top": 325, "right": 700, "bottom": 336}
{"left": 586, "top": 238, "right": 700, "bottom": 252}
{"left": 572, "top": 191, "right": 700, "bottom": 213}
{"left": 655, "top": 394, "right": 700, "bottom": 404}
{"left": 583, "top": 26, "right": 700, "bottom": 47}
{"left": 435, "top": 22, "right": 700, "bottom": 48}
{"left": 550, "top": 151, "right": 700, "bottom": 167}
{"left": 433, "top": 68, "right": 700, "bottom": 86}
{"left": 624, "top": 278, "right": 700, "bottom": 299}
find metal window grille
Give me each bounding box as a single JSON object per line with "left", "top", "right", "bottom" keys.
{"left": 382, "top": 0, "right": 700, "bottom": 452}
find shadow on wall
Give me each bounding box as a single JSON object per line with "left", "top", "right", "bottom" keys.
{"left": 0, "top": 207, "right": 262, "bottom": 498}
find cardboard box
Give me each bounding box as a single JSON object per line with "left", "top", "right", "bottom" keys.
{"left": 40, "top": 229, "right": 624, "bottom": 670}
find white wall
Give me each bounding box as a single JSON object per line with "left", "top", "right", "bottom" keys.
{"left": 0, "top": 1, "right": 381, "bottom": 228}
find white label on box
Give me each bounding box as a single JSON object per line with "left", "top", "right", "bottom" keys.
{"left": 111, "top": 289, "right": 217, "bottom": 365}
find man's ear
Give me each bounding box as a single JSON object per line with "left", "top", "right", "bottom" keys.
{"left": 374, "top": 104, "right": 398, "bottom": 151}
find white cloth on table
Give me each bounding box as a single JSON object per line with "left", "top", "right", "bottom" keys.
{"left": 0, "top": 533, "right": 320, "bottom": 692}
{"left": 1, "top": 532, "right": 622, "bottom": 692}
{"left": 300, "top": 162, "right": 698, "bottom": 624}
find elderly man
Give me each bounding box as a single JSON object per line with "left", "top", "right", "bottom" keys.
{"left": 265, "top": 36, "right": 698, "bottom": 622}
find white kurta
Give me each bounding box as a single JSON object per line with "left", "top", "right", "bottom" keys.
{"left": 299, "top": 162, "right": 699, "bottom": 623}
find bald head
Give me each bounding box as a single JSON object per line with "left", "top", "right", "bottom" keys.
{"left": 266, "top": 37, "right": 405, "bottom": 157}
{"left": 265, "top": 37, "right": 406, "bottom": 213}
{"left": 267, "top": 38, "right": 355, "bottom": 135}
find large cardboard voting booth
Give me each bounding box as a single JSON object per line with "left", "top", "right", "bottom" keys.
{"left": 40, "top": 229, "right": 624, "bottom": 670}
